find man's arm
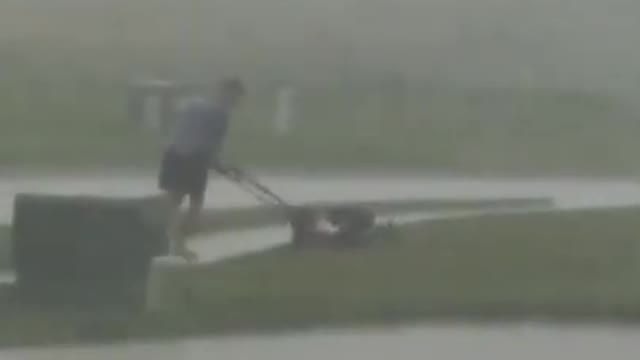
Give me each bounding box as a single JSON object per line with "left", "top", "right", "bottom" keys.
{"left": 207, "top": 120, "right": 236, "bottom": 175}
{"left": 208, "top": 139, "right": 228, "bottom": 173}
{"left": 210, "top": 157, "right": 243, "bottom": 180}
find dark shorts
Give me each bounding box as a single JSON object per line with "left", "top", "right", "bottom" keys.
{"left": 158, "top": 148, "right": 209, "bottom": 198}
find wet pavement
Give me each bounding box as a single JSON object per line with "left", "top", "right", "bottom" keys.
{"left": 2, "top": 174, "right": 640, "bottom": 222}
{"left": 2, "top": 324, "right": 640, "bottom": 360}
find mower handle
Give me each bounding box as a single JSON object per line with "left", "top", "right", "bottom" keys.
{"left": 219, "top": 167, "right": 292, "bottom": 209}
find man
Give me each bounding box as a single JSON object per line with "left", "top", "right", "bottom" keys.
{"left": 158, "top": 77, "right": 245, "bottom": 261}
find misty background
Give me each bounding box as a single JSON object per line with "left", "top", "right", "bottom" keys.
{"left": 1, "top": 0, "right": 640, "bottom": 173}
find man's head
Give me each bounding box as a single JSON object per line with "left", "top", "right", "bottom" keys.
{"left": 215, "top": 77, "right": 246, "bottom": 111}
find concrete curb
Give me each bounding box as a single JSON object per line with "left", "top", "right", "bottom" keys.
{"left": 196, "top": 197, "right": 555, "bottom": 234}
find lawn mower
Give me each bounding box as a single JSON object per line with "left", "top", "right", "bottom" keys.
{"left": 220, "top": 168, "right": 377, "bottom": 248}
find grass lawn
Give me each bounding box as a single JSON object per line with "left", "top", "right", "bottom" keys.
{"left": 167, "top": 206, "right": 640, "bottom": 328}
{"left": 0, "top": 34, "right": 639, "bottom": 174}
{"left": 2, "top": 85, "right": 638, "bottom": 175}
{"left": 0, "top": 39, "right": 637, "bottom": 174}
{"left": 2, "top": 205, "right": 640, "bottom": 348}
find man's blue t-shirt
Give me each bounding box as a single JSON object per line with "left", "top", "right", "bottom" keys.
{"left": 169, "top": 98, "right": 229, "bottom": 163}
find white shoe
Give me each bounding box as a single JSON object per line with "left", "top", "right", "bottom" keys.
{"left": 172, "top": 246, "right": 198, "bottom": 263}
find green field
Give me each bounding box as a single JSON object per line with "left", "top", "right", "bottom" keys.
{"left": 3, "top": 206, "right": 640, "bottom": 348}
{"left": 1, "top": 2, "right": 640, "bottom": 174}
{"left": 2, "top": 64, "right": 637, "bottom": 175}
{"left": 150, "top": 207, "right": 640, "bottom": 331}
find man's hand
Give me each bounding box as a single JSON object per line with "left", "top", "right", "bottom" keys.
{"left": 211, "top": 161, "right": 243, "bottom": 179}
{"left": 209, "top": 159, "right": 228, "bottom": 173}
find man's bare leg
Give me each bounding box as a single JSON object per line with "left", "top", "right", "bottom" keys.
{"left": 165, "top": 191, "right": 189, "bottom": 258}
{"left": 174, "top": 192, "right": 204, "bottom": 262}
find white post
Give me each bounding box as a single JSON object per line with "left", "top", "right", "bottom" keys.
{"left": 274, "top": 85, "right": 296, "bottom": 136}
{"left": 143, "top": 95, "right": 162, "bottom": 132}
{"left": 145, "top": 256, "right": 190, "bottom": 312}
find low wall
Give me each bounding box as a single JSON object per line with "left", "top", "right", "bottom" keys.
{"left": 11, "top": 193, "right": 170, "bottom": 309}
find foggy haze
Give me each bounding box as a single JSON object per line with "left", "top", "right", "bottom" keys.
{"left": 4, "top": 1, "right": 640, "bottom": 356}
{"left": 1, "top": 0, "right": 639, "bottom": 94}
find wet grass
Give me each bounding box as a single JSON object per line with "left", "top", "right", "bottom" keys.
{"left": 1, "top": 45, "right": 639, "bottom": 175}
{"left": 7, "top": 88, "right": 640, "bottom": 175}
{"left": 2, "top": 205, "right": 640, "bottom": 348}
{"left": 165, "top": 206, "right": 640, "bottom": 328}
